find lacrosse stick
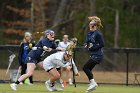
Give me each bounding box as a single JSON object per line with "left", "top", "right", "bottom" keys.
{"left": 71, "top": 58, "right": 76, "bottom": 87}
{"left": 66, "top": 37, "right": 78, "bottom": 87}
{"left": 6, "top": 53, "right": 16, "bottom": 75}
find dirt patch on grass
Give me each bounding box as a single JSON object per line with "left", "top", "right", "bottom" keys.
{"left": 0, "top": 69, "right": 139, "bottom": 84}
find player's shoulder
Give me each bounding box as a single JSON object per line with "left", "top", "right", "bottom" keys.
{"left": 54, "top": 52, "right": 65, "bottom": 59}
{"left": 96, "top": 30, "right": 103, "bottom": 37}
{"left": 58, "top": 41, "right": 64, "bottom": 45}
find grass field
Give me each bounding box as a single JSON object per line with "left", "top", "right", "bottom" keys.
{"left": 0, "top": 83, "right": 140, "bottom": 93}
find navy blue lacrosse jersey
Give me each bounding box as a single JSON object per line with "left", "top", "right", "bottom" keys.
{"left": 28, "top": 38, "right": 56, "bottom": 58}
{"left": 85, "top": 30, "right": 104, "bottom": 56}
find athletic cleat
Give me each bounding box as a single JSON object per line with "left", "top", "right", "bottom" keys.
{"left": 95, "top": 82, "right": 98, "bottom": 87}
{"left": 52, "top": 85, "right": 63, "bottom": 91}
{"left": 10, "top": 83, "right": 17, "bottom": 91}
{"left": 56, "top": 87, "right": 63, "bottom": 91}
{"left": 86, "top": 83, "right": 96, "bottom": 93}
{"left": 45, "top": 81, "right": 53, "bottom": 92}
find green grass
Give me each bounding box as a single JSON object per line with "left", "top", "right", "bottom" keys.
{"left": 0, "top": 83, "right": 140, "bottom": 93}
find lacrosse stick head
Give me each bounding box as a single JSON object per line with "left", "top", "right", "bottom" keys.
{"left": 9, "top": 54, "right": 16, "bottom": 62}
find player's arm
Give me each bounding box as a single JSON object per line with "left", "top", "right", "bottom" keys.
{"left": 41, "top": 39, "right": 52, "bottom": 52}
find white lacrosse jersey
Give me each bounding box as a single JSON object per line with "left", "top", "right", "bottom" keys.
{"left": 43, "top": 52, "right": 70, "bottom": 71}
{"left": 58, "top": 41, "right": 70, "bottom": 50}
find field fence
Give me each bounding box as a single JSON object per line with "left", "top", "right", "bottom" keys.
{"left": 0, "top": 45, "right": 140, "bottom": 85}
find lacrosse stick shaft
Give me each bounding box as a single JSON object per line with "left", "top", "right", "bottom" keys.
{"left": 15, "top": 66, "right": 21, "bottom": 81}
{"left": 6, "top": 54, "right": 16, "bottom": 74}
{"left": 71, "top": 58, "right": 76, "bottom": 87}
{"left": 6, "top": 62, "right": 12, "bottom": 74}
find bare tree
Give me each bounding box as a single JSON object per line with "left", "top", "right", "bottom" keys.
{"left": 89, "top": 0, "right": 96, "bottom": 16}
{"left": 114, "top": 10, "right": 119, "bottom": 48}
{"left": 31, "top": 0, "right": 34, "bottom": 33}
{"left": 38, "top": 0, "right": 46, "bottom": 31}
{"left": 83, "top": 0, "right": 96, "bottom": 37}
{"left": 52, "top": 0, "right": 71, "bottom": 33}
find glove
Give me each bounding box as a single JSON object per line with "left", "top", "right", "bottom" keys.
{"left": 43, "top": 46, "right": 48, "bottom": 50}
{"left": 89, "top": 43, "right": 93, "bottom": 48}
{"left": 32, "top": 47, "right": 37, "bottom": 50}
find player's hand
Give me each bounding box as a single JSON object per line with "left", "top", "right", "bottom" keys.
{"left": 84, "top": 43, "right": 88, "bottom": 48}
{"left": 32, "top": 47, "right": 37, "bottom": 50}
{"left": 66, "top": 65, "right": 72, "bottom": 71}
{"left": 46, "top": 48, "right": 52, "bottom": 52}
{"left": 75, "top": 72, "right": 80, "bottom": 76}
{"left": 43, "top": 46, "right": 48, "bottom": 50}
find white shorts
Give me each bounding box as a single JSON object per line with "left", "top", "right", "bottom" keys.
{"left": 43, "top": 58, "right": 60, "bottom": 72}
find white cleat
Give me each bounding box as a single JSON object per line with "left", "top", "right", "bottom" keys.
{"left": 86, "top": 84, "right": 96, "bottom": 93}
{"left": 45, "top": 81, "right": 53, "bottom": 92}
{"left": 27, "top": 82, "right": 33, "bottom": 85}
{"left": 45, "top": 80, "right": 63, "bottom": 92}
{"left": 52, "top": 85, "right": 63, "bottom": 91}
{"left": 10, "top": 83, "right": 17, "bottom": 91}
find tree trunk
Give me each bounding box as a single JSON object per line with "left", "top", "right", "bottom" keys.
{"left": 53, "top": 0, "right": 70, "bottom": 33}
{"left": 38, "top": 0, "right": 46, "bottom": 31}
{"left": 114, "top": 10, "right": 119, "bottom": 48}
{"left": 83, "top": 0, "right": 96, "bottom": 38}
{"left": 89, "top": 0, "right": 96, "bottom": 16}
{"left": 31, "top": 0, "right": 34, "bottom": 33}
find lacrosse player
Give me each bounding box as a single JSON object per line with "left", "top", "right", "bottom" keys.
{"left": 83, "top": 16, "right": 104, "bottom": 92}
{"left": 18, "top": 32, "right": 35, "bottom": 85}
{"left": 57, "top": 35, "right": 73, "bottom": 86}
{"left": 10, "top": 29, "right": 57, "bottom": 91}
{"left": 43, "top": 44, "right": 79, "bottom": 92}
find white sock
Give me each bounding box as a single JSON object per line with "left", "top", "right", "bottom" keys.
{"left": 68, "top": 78, "right": 72, "bottom": 82}
{"left": 90, "top": 79, "right": 95, "bottom": 84}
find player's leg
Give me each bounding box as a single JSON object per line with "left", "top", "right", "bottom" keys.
{"left": 56, "top": 67, "right": 64, "bottom": 88}
{"left": 67, "top": 68, "right": 73, "bottom": 85}
{"left": 18, "top": 63, "right": 36, "bottom": 82}
{"left": 45, "top": 68, "right": 60, "bottom": 91}
{"left": 49, "top": 68, "right": 60, "bottom": 83}
{"left": 37, "top": 61, "right": 43, "bottom": 68}
{"left": 20, "top": 64, "right": 26, "bottom": 84}
{"left": 83, "top": 59, "right": 97, "bottom": 81}
{"left": 10, "top": 63, "right": 36, "bottom": 90}
{"left": 83, "top": 58, "right": 98, "bottom": 92}
{"left": 29, "top": 76, "right": 33, "bottom": 84}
